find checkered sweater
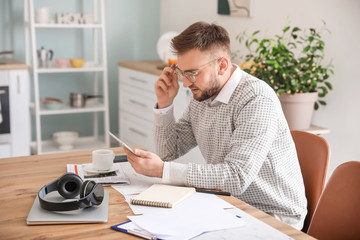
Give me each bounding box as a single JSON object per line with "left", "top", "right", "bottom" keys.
{"left": 153, "top": 70, "right": 307, "bottom": 222}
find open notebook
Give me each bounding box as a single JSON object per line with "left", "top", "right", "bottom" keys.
{"left": 130, "top": 184, "right": 195, "bottom": 208}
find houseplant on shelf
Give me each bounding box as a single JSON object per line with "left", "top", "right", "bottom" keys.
{"left": 236, "top": 22, "right": 334, "bottom": 130}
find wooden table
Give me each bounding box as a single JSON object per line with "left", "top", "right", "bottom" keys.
{"left": 0, "top": 148, "right": 314, "bottom": 239}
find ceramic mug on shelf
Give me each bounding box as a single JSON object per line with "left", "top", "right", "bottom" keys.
{"left": 35, "top": 8, "right": 51, "bottom": 24}
{"left": 92, "top": 149, "right": 115, "bottom": 171}
{"left": 55, "top": 58, "right": 70, "bottom": 68}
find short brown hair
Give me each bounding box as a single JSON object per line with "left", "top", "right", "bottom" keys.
{"left": 171, "top": 22, "right": 231, "bottom": 57}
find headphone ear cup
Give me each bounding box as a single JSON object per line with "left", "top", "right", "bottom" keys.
{"left": 57, "top": 173, "right": 83, "bottom": 199}
{"left": 80, "top": 180, "right": 96, "bottom": 198}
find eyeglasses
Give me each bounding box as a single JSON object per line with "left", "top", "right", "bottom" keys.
{"left": 173, "top": 57, "right": 221, "bottom": 83}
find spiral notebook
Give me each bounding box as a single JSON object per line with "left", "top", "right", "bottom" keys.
{"left": 130, "top": 184, "right": 196, "bottom": 208}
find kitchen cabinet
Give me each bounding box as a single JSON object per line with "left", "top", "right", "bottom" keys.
{"left": 118, "top": 60, "right": 205, "bottom": 164}
{"left": 24, "top": 0, "right": 110, "bottom": 154}
{"left": 0, "top": 60, "right": 30, "bottom": 158}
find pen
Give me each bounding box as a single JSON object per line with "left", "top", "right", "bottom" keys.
{"left": 196, "top": 189, "right": 231, "bottom": 196}
{"left": 128, "top": 229, "right": 157, "bottom": 240}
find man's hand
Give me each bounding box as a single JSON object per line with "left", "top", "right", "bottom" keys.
{"left": 155, "top": 65, "right": 180, "bottom": 109}
{"left": 124, "top": 147, "right": 164, "bottom": 178}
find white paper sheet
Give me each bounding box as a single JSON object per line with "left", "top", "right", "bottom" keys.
{"left": 116, "top": 221, "right": 203, "bottom": 240}
{"left": 195, "top": 208, "right": 293, "bottom": 240}
{"left": 128, "top": 206, "right": 245, "bottom": 238}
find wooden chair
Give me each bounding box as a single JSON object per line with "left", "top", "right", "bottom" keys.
{"left": 291, "top": 130, "right": 330, "bottom": 232}
{"left": 307, "top": 161, "right": 360, "bottom": 239}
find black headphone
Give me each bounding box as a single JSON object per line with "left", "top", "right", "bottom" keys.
{"left": 38, "top": 173, "right": 104, "bottom": 211}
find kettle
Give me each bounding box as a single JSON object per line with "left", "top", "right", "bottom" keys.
{"left": 37, "top": 46, "right": 53, "bottom": 68}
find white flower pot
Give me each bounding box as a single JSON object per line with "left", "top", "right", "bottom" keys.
{"left": 278, "top": 92, "right": 318, "bottom": 130}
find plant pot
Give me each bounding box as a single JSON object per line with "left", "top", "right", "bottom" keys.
{"left": 278, "top": 92, "right": 318, "bottom": 130}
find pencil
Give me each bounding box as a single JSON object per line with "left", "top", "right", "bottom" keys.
{"left": 196, "top": 189, "right": 231, "bottom": 196}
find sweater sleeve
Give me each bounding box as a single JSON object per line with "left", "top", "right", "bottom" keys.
{"left": 153, "top": 103, "right": 197, "bottom": 161}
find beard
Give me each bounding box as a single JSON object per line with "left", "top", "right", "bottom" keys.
{"left": 191, "top": 71, "right": 221, "bottom": 102}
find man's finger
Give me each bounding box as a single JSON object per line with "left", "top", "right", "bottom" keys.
{"left": 156, "top": 79, "right": 169, "bottom": 93}
{"left": 134, "top": 148, "right": 152, "bottom": 158}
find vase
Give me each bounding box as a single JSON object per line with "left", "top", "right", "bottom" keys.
{"left": 278, "top": 92, "right": 318, "bottom": 130}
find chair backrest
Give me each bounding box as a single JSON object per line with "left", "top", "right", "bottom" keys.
{"left": 291, "top": 130, "right": 330, "bottom": 232}
{"left": 307, "top": 161, "right": 360, "bottom": 240}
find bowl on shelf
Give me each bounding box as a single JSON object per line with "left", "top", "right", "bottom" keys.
{"left": 55, "top": 58, "right": 70, "bottom": 68}
{"left": 41, "top": 97, "right": 64, "bottom": 110}
{"left": 70, "top": 58, "right": 85, "bottom": 68}
{"left": 52, "top": 131, "right": 79, "bottom": 150}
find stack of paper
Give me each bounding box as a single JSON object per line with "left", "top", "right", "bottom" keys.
{"left": 127, "top": 205, "right": 245, "bottom": 239}
{"left": 111, "top": 162, "right": 293, "bottom": 240}
{"left": 112, "top": 192, "right": 246, "bottom": 240}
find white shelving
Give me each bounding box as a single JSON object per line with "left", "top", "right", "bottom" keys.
{"left": 24, "top": 0, "right": 110, "bottom": 154}
{"left": 32, "top": 23, "right": 103, "bottom": 29}
{"left": 31, "top": 136, "right": 106, "bottom": 155}
{"left": 37, "top": 66, "right": 104, "bottom": 74}
{"left": 29, "top": 102, "right": 106, "bottom": 115}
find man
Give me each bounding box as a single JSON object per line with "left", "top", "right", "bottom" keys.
{"left": 124, "top": 22, "right": 307, "bottom": 230}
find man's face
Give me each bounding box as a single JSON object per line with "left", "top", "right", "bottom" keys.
{"left": 177, "top": 50, "right": 221, "bottom": 102}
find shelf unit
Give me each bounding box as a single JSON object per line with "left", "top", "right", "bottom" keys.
{"left": 24, "top": 0, "right": 110, "bottom": 154}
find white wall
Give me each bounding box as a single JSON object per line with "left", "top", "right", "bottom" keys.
{"left": 160, "top": 0, "right": 360, "bottom": 177}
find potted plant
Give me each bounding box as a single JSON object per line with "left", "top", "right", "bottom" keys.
{"left": 235, "top": 22, "right": 334, "bottom": 130}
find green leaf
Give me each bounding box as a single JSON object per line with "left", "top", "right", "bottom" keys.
{"left": 252, "top": 30, "right": 260, "bottom": 36}
{"left": 283, "top": 26, "right": 290, "bottom": 33}
{"left": 292, "top": 27, "right": 301, "bottom": 32}
{"left": 317, "top": 86, "right": 328, "bottom": 97}
{"left": 325, "top": 81, "right": 333, "bottom": 90}
{"left": 314, "top": 102, "right": 319, "bottom": 110}
{"left": 310, "top": 46, "right": 318, "bottom": 53}
{"left": 250, "top": 39, "right": 259, "bottom": 46}
{"left": 277, "top": 89, "right": 286, "bottom": 94}
{"left": 319, "top": 100, "right": 327, "bottom": 105}
{"left": 303, "top": 46, "right": 310, "bottom": 52}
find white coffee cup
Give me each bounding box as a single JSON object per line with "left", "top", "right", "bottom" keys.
{"left": 92, "top": 149, "right": 115, "bottom": 171}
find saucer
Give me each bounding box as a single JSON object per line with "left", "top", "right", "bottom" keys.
{"left": 83, "top": 164, "right": 118, "bottom": 173}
